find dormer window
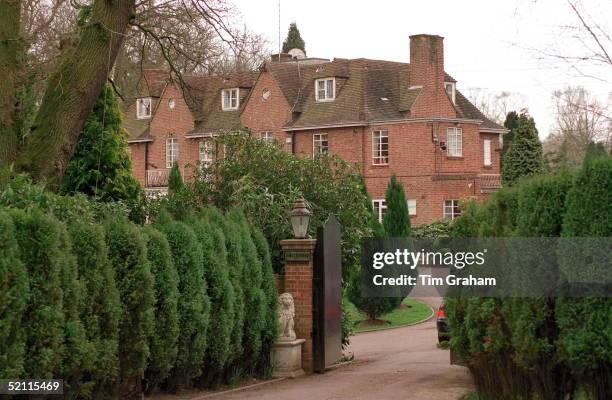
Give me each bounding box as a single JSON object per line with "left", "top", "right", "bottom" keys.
{"left": 444, "top": 82, "right": 456, "bottom": 104}
{"left": 137, "top": 97, "right": 152, "bottom": 119}
{"left": 315, "top": 78, "right": 335, "bottom": 102}
{"left": 222, "top": 88, "right": 239, "bottom": 111}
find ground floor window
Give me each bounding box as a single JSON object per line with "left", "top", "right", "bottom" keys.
{"left": 407, "top": 199, "right": 417, "bottom": 216}
{"left": 199, "top": 140, "right": 213, "bottom": 164}
{"left": 313, "top": 133, "right": 329, "bottom": 156}
{"left": 443, "top": 199, "right": 461, "bottom": 220}
{"left": 166, "top": 138, "right": 178, "bottom": 168}
{"left": 372, "top": 199, "right": 387, "bottom": 223}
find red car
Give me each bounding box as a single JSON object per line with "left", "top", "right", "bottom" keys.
{"left": 436, "top": 304, "right": 449, "bottom": 343}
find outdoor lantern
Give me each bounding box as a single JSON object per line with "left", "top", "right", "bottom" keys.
{"left": 289, "top": 199, "right": 311, "bottom": 239}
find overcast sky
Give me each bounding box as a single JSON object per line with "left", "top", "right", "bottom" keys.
{"left": 232, "top": 0, "right": 611, "bottom": 138}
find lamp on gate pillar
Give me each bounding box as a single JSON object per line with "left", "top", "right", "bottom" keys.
{"left": 289, "top": 199, "right": 311, "bottom": 239}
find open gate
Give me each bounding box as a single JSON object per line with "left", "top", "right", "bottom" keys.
{"left": 312, "top": 215, "right": 342, "bottom": 373}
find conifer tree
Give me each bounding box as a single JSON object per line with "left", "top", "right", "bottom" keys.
{"left": 0, "top": 211, "right": 29, "bottom": 379}
{"left": 383, "top": 174, "right": 411, "bottom": 237}
{"left": 168, "top": 162, "right": 183, "bottom": 194}
{"left": 282, "top": 22, "right": 306, "bottom": 54}
{"left": 142, "top": 226, "right": 179, "bottom": 393}
{"left": 502, "top": 111, "right": 520, "bottom": 155}
{"left": 501, "top": 112, "right": 544, "bottom": 186}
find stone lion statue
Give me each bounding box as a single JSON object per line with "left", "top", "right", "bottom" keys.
{"left": 278, "top": 292, "right": 296, "bottom": 341}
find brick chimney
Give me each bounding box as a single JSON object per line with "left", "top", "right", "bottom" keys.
{"left": 409, "top": 34, "right": 454, "bottom": 117}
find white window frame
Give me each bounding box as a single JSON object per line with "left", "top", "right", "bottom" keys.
{"left": 443, "top": 199, "right": 461, "bottom": 220}
{"left": 315, "top": 78, "right": 335, "bottom": 102}
{"left": 447, "top": 127, "right": 463, "bottom": 157}
{"left": 166, "top": 138, "right": 179, "bottom": 168}
{"left": 313, "top": 133, "right": 329, "bottom": 156}
{"left": 221, "top": 88, "right": 239, "bottom": 111}
{"left": 372, "top": 130, "right": 389, "bottom": 165}
{"left": 199, "top": 140, "right": 213, "bottom": 164}
{"left": 260, "top": 131, "right": 275, "bottom": 143}
{"left": 372, "top": 199, "right": 387, "bottom": 223}
{"left": 407, "top": 199, "right": 417, "bottom": 216}
{"left": 444, "top": 82, "right": 456, "bottom": 104}
{"left": 483, "top": 139, "right": 492, "bottom": 166}
{"left": 137, "top": 97, "right": 152, "bottom": 119}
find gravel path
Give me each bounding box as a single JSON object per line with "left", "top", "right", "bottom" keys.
{"left": 214, "top": 297, "right": 474, "bottom": 400}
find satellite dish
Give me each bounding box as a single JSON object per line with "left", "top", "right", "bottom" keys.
{"left": 288, "top": 48, "right": 306, "bottom": 60}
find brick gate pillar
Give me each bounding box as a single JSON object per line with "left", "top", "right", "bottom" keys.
{"left": 280, "top": 238, "right": 316, "bottom": 373}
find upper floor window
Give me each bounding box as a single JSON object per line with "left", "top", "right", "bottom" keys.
{"left": 222, "top": 88, "right": 239, "bottom": 110}
{"left": 373, "top": 200, "right": 387, "bottom": 223}
{"left": 483, "top": 139, "right": 492, "bottom": 166}
{"left": 137, "top": 97, "right": 152, "bottom": 119}
{"left": 260, "top": 131, "right": 275, "bottom": 143}
{"left": 313, "top": 133, "right": 329, "bottom": 156}
{"left": 447, "top": 127, "right": 462, "bottom": 157}
{"left": 315, "top": 78, "right": 335, "bottom": 102}
{"left": 199, "top": 140, "right": 213, "bottom": 164}
{"left": 372, "top": 130, "right": 389, "bottom": 165}
{"left": 166, "top": 138, "right": 179, "bottom": 168}
{"left": 444, "top": 82, "right": 456, "bottom": 104}
{"left": 443, "top": 199, "right": 461, "bottom": 220}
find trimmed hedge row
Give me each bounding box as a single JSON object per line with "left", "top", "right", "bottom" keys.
{"left": 446, "top": 156, "right": 612, "bottom": 400}
{"left": 0, "top": 183, "right": 277, "bottom": 398}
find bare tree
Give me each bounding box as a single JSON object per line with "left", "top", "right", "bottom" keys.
{"left": 466, "top": 88, "right": 527, "bottom": 125}
{"left": 544, "top": 86, "right": 611, "bottom": 168}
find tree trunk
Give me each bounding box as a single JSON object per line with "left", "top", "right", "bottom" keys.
{"left": 16, "top": 0, "right": 135, "bottom": 188}
{"left": 0, "top": 0, "right": 22, "bottom": 167}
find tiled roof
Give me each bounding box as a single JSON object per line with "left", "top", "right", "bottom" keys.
{"left": 123, "top": 70, "right": 168, "bottom": 141}
{"left": 266, "top": 58, "right": 503, "bottom": 130}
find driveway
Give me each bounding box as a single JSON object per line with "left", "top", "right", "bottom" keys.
{"left": 214, "top": 297, "right": 474, "bottom": 400}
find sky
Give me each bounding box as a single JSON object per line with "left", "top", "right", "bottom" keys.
{"left": 231, "top": 0, "right": 611, "bottom": 139}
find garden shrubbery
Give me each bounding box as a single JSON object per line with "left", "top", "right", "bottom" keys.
{"left": 0, "top": 177, "right": 278, "bottom": 398}
{"left": 446, "top": 155, "right": 612, "bottom": 400}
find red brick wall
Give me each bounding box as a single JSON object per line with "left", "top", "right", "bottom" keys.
{"left": 241, "top": 70, "right": 293, "bottom": 152}
{"left": 128, "top": 142, "right": 147, "bottom": 186}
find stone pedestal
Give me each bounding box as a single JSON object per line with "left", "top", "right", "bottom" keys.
{"left": 271, "top": 339, "right": 306, "bottom": 378}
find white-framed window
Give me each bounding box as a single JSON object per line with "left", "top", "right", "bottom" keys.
{"left": 313, "top": 133, "right": 329, "bottom": 156}
{"left": 222, "top": 88, "right": 239, "bottom": 110}
{"left": 483, "top": 139, "right": 492, "bottom": 166}
{"left": 443, "top": 199, "right": 461, "bottom": 220}
{"left": 447, "top": 127, "right": 462, "bottom": 157}
{"left": 137, "top": 97, "right": 152, "bottom": 119}
{"left": 315, "top": 78, "right": 335, "bottom": 102}
{"left": 372, "top": 130, "right": 389, "bottom": 165}
{"left": 444, "top": 82, "right": 456, "bottom": 104}
{"left": 260, "top": 131, "right": 275, "bottom": 143}
{"left": 372, "top": 200, "right": 387, "bottom": 223}
{"left": 407, "top": 199, "right": 417, "bottom": 216}
{"left": 199, "top": 140, "right": 213, "bottom": 164}
{"left": 166, "top": 138, "right": 179, "bottom": 168}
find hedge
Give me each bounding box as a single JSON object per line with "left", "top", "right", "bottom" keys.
{"left": 0, "top": 210, "right": 28, "bottom": 379}
{"left": 142, "top": 226, "right": 179, "bottom": 393}
{"left": 154, "top": 212, "right": 210, "bottom": 389}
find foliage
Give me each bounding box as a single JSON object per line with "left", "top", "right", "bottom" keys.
{"left": 142, "top": 226, "right": 179, "bottom": 393}
{"left": 411, "top": 219, "right": 452, "bottom": 239}
{"left": 282, "top": 22, "right": 306, "bottom": 54}
{"left": 168, "top": 162, "right": 184, "bottom": 194}
{"left": 68, "top": 221, "right": 121, "bottom": 397}
{"left": 60, "top": 84, "right": 144, "bottom": 221}
{"left": 104, "top": 216, "right": 154, "bottom": 398}
{"left": 154, "top": 212, "right": 209, "bottom": 389}
{"left": 502, "top": 111, "right": 519, "bottom": 156}
{"left": 383, "top": 174, "right": 411, "bottom": 237}
{"left": 0, "top": 211, "right": 28, "bottom": 379}
{"left": 501, "top": 112, "right": 544, "bottom": 186}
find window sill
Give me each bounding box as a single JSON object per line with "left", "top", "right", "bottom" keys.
{"left": 372, "top": 163, "right": 389, "bottom": 167}
{"left": 483, "top": 165, "right": 493, "bottom": 169}
{"left": 446, "top": 155, "right": 463, "bottom": 160}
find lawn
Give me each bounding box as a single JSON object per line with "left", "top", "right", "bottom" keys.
{"left": 346, "top": 297, "right": 433, "bottom": 333}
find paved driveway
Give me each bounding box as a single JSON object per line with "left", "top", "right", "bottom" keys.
{"left": 215, "top": 297, "right": 474, "bottom": 400}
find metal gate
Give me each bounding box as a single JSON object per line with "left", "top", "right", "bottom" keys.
{"left": 313, "top": 215, "right": 342, "bottom": 373}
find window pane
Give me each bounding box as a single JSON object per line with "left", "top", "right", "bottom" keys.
{"left": 326, "top": 79, "right": 334, "bottom": 98}
{"left": 484, "top": 139, "right": 491, "bottom": 166}
{"left": 407, "top": 199, "right": 417, "bottom": 216}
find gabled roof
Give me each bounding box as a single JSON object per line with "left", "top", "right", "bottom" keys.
{"left": 123, "top": 70, "right": 168, "bottom": 142}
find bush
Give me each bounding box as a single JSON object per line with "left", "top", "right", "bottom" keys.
{"left": 187, "top": 217, "right": 234, "bottom": 385}
{"left": 249, "top": 225, "right": 278, "bottom": 374}
{"left": 11, "top": 208, "right": 66, "bottom": 378}
{"left": 68, "top": 221, "right": 121, "bottom": 397}
{"left": 142, "top": 226, "right": 179, "bottom": 393}
{"left": 104, "top": 217, "right": 154, "bottom": 398}
{"left": 154, "top": 213, "right": 209, "bottom": 389}
{"left": 227, "top": 209, "right": 266, "bottom": 372}
{"left": 0, "top": 210, "right": 29, "bottom": 379}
